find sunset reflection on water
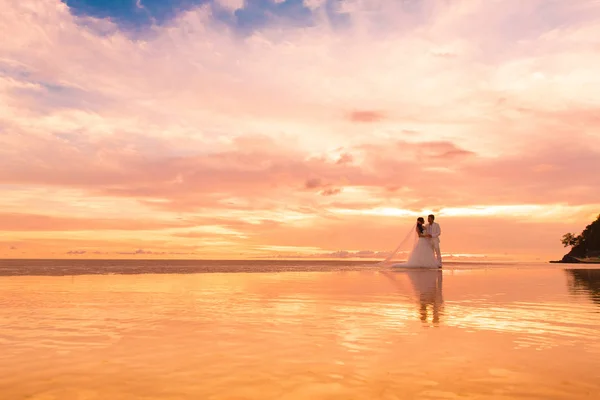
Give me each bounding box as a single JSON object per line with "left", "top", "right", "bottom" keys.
{"left": 0, "top": 266, "right": 599, "bottom": 399}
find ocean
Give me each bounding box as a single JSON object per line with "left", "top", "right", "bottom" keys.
{"left": 1, "top": 260, "right": 599, "bottom": 399}
{"left": 1, "top": 258, "right": 529, "bottom": 276}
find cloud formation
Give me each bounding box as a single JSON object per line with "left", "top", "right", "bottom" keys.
{"left": 1, "top": 0, "right": 599, "bottom": 259}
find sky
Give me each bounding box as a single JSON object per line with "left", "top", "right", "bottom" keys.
{"left": 1, "top": 0, "right": 599, "bottom": 260}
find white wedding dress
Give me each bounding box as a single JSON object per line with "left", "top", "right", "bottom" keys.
{"left": 374, "top": 223, "right": 440, "bottom": 269}
{"left": 392, "top": 233, "right": 440, "bottom": 268}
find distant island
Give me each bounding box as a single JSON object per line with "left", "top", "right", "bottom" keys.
{"left": 552, "top": 214, "right": 600, "bottom": 263}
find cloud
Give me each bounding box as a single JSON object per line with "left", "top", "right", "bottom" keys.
{"left": 302, "top": 0, "right": 325, "bottom": 11}
{"left": 64, "top": 248, "right": 196, "bottom": 256}
{"left": 310, "top": 250, "right": 389, "bottom": 259}
{"left": 335, "top": 152, "right": 353, "bottom": 165}
{"left": 1, "top": 0, "right": 600, "bottom": 259}
{"left": 0, "top": 212, "right": 197, "bottom": 231}
{"left": 67, "top": 250, "right": 87, "bottom": 255}
{"left": 304, "top": 177, "right": 324, "bottom": 189}
{"left": 320, "top": 187, "right": 342, "bottom": 196}
{"left": 4, "top": 131, "right": 595, "bottom": 211}
{"left": 113, "top": 249, "right": 197, "bottom": 255}
{"left": 117, "top": 249, "right": 154, "bottom": 255}
{"left": 215, "top": 0, "right": 245, "bottom": 12}
{"left": 348, "top": 110, "right": 386, "bottom": 123}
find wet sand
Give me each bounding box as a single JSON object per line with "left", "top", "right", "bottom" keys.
{"left": 1, "top": 266, "right": 599, "bottom": 399}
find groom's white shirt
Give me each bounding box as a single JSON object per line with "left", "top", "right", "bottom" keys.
{"left": 428, "top": 222, "right": 441, "bottom": 243}
{"left": 428, "top": 222, "right": 442, "bottom": 266}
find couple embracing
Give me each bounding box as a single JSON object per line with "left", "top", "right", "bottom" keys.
{"left": 396, "top": 214, "right": 442, "bottom": 269}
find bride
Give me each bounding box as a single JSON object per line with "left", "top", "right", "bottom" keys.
{"left": 380, "top": 217, "right": 440, "bottom": 268}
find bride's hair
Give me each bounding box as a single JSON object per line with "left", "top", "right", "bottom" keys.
{"left": 416, "top": 217, "right": 425, "bottom": 234}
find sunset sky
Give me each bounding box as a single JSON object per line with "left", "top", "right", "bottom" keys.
{"left": 1, "top": 0, "right": 599, "bottom": 260}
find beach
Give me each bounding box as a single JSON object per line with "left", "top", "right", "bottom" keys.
{"left": 0, "top": 262, "right": 599, "bottom": 399}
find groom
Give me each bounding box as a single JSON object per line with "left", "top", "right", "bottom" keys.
{"left": 425, "top": 214, "right": 442, "bottom": 267}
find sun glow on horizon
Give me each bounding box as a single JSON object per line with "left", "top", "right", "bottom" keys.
{"left": 330, "top": 204, "right": 597, "bottom": 221}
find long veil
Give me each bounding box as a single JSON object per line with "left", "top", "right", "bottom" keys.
{"left": 374, "top": 223, "right": 418, "bottom": 267}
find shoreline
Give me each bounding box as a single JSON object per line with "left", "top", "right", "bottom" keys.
{"left": 550, "top": 257, "right": 600, "bottom": 264}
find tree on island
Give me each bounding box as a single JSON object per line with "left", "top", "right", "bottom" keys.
{"left": 560, "top": 214, "right": 600, "bottom": 262}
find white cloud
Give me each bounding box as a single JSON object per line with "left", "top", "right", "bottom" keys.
{"left": 216, "top": 0, "right": 245, "bottom": 12}
{"left": 303, "top": 0, "right": 326, "bottom": 10}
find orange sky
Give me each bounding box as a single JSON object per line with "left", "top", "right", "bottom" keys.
{"left": 1, "top": 0, "right": 599, "bottom": 260}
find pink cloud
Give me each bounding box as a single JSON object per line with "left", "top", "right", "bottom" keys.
{"left": 0, "top": 131, "right": 598, "bottom": 212}
{"left": 348, "top": 110, "right": 386, "bottom": 123}
{"left": 335, "top": 153, "right": 353, "bottom": 165}
{"left": 0, "top": 212, "right": 196, "bottom": 231}
{"left": 304, "top": 178, "right": 324, "bottom": 189}
{"left": 320, "top": 187, "right": 342, "bottom": 197}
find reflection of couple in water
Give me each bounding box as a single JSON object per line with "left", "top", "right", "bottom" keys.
{"left": 383, "top": 269, "right": 444, "bottom": 325}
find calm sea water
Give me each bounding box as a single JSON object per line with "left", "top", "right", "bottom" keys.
{"left": 0, "top": 258, "right": 534, "bottom": 276}
{"left": 0, "top": 260, "right": 599, "bottom": 399}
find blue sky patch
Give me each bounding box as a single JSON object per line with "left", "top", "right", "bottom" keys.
{"left": 62, "top": 0, "right": 320, "bottom": 33}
